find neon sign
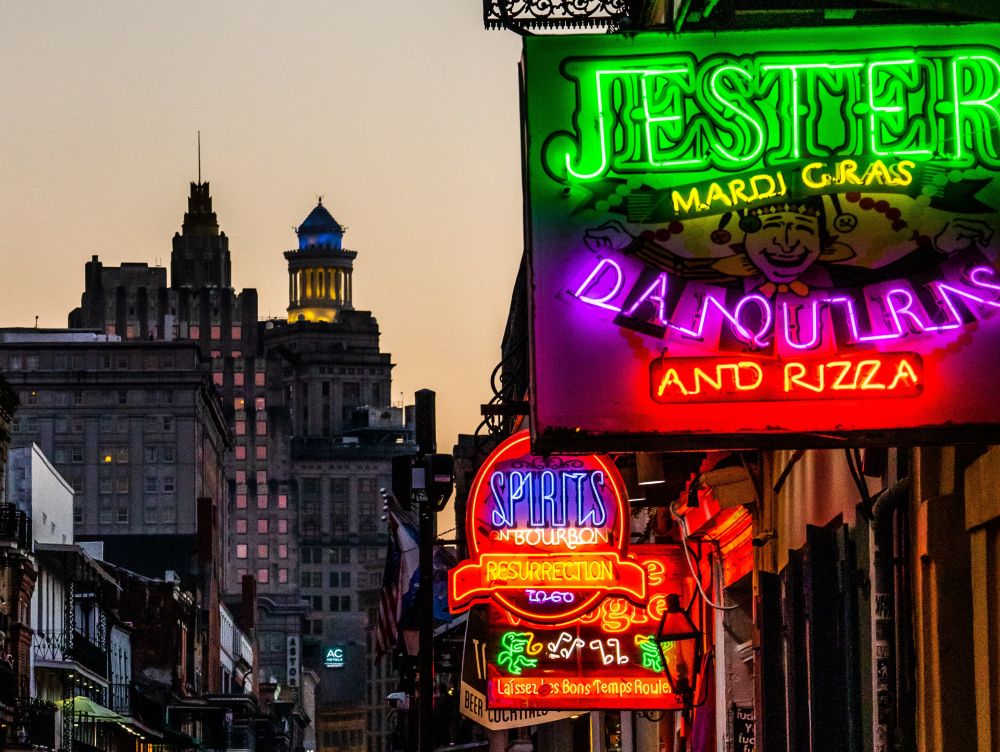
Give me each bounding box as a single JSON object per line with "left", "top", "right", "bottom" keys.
{"left": 523, "top": 25, "right": 1000, "bottom": 449}
{"left": 448, "top": 431, "right": 646, "bottom": 624}
{"left": 649, "top": 353, "right": 922, "bottom": 403}
{"left": 543, "top": 48, "right": 1000, "bottom": 182}
{"left": 484, "top": 548, "right": 691, "bottom": 711}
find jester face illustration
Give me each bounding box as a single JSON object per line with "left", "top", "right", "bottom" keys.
{"left": 742, "top": 205, "right": 826, "bottom": 285}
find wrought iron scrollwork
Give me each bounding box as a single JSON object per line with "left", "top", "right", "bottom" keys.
{"left": 485, "top": 0, "right": 630, "bottom": 31}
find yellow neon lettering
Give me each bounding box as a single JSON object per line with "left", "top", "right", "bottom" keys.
{"left": 827, "top": 360, "right": 855, "bottom": 390}
{"left": 887, "top": 358, "right": 919, "bottom": 390}
{"left": 657, "top": 368, "right": 689, "bottom": 396}
{"left": 784, "top": 362, "right": 824, "bottom": 393}
{"left": 672, "top": 187, "right": 701, "bottom": 214}
{"left": 735, "top": 362, "right": 764, "bottom": 390}
{"left": 802, "top": 162, "right": 830, "bottom": 189}
{"left": 858, "top": 360, "right": 887, "bottom": 390}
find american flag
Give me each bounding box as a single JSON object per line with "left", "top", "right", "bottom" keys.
{"left": 375, "top": 508, "right": 402, "bottom": 659}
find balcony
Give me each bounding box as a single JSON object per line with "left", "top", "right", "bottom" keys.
{"left": 32, "top": 631, "right": 107, "bottom": 679}
{"left": 9, "top": 698, "right": 58, "bottom": 749}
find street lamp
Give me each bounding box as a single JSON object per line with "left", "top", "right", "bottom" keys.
{"left": 655, "top": 593, "right": 701, "bottom": 708}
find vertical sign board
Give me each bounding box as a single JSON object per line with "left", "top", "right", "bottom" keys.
{"left": 523, "top": 24, "right": 1000, "bottom": 451}
{"left": 732, "top": 705, "right": 755, "bottom": 752}
{"left": 449, "top": 431, "right": 690, "bottom": 711}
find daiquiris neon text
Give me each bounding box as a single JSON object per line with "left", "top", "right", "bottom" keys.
{"left": 544, "top": 47, "right": 1000, "bottom": 181}
{"left": 574, "top": 261, "right": 1000, "bottom": 352}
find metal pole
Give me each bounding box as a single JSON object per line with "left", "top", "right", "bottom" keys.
{"left": 415, "top": 389, "right": 436, "bottom": 752}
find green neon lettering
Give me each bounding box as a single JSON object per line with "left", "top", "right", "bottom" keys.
{"left": 868, "top": 59, "right": 933, "bottom": 157}
{"left": 952, "top": 54, "right": 1000, "bottom": 165}
{"left": 707, "top": 64, "right": 765, "bottom": 166}
{"left": 543, "top": 44, "right": 1000, "bottom": 181}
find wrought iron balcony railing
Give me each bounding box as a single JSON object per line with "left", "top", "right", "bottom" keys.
{"left": 484, "top": 0, "right": 630, "bottom": 31}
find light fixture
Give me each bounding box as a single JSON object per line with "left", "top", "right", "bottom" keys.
{"left": 619, "top": 467, "right": 646, "bottom": 504}
{"left": 655, "top": 593, "right": 701, "bottom": 707}
{"left": 636, "top": 453, "right": 665, "bottom": 486}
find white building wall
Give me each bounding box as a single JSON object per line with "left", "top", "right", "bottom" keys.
{"left": 7, "top": 443, "right": 75, "bottom": 545}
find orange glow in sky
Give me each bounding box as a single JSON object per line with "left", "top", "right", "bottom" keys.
{"left": 0, "top": 1, "right": 523, "bottom": 471}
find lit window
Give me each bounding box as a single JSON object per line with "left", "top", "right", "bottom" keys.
{"left": 234, "top": 373, "right": 245, "bottom": 387}
{"left": 236, "top": 470, "right": 246, "bottom": 484}
{"left": 278, "top": 544, "right": 288, "bottom": 559}
{"left": 235, "top": 446, "right": 247, "bottom": 460}
{"left": 278, "top": 495, "right": 288, "bottom": 509}
{"left": 236, "top": 544, "right": 248, "bottom": 559}
{"left": 211, "top": 350, "right": 221, "bottom": 359}
{"left": 236, "top": 519, "right": 247, "bottom": 534}
{"left": 256, "top": 421, "right": 267, "bottom": 436}
{"left": 278, "top": 519, "right": 288, "bottom": 534}
{"left": 254, "top": 372, "right": 265, "bottom": 386}
{"left": 211, "top": 326, "right": 221, "bottom": 340}
{"left": 257, "top": 495, "right": 268, "bottom": 509}
{"left": 256, "top": 446, "right": 267, "bottom": 460}
{"left": 28, "top": 390, "right": 38, "bottom": 405}
{"left": 234, "top": 397, "right": 245, "bottom": 410}
{"left": 257, "top": 519, "right": 269, "bottom": 534}
{"left": 232, "top": 326, "right": 242, "bottom": 340}
{"left": 190, "top": 325, "right": 200, "bottom": 339}
{"left": 236, "top": 494, "right": 247, "bottom": 509}
{"left": 101, "top": 451, "right": 114, "bottom": 464}
{"left": 257, "top": 568, "right": 269, "bottom": 584}
{"left": 257, "top": 544, "right": 268, "bottom": 558}
{"left": 256, "top": 470, "right": 267, "bottom": 484}
{"left": 278, "top": 568, "right": 288, "bottom": 584}
{"left": 212, "top": 373, "right": 223, "bottom": 386}
{"left": 255, "top": 397, "right": 266, "bottom": 411}
{"left": 235, "top": 421, "right": 246, "bottom": 436}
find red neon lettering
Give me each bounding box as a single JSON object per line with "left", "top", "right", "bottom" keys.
{"left": 650, "top": 354, "right": 922, "bottom": 404}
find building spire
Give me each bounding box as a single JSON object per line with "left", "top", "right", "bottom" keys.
{"left": 197, "top": 130, "right": 202, "bottom": 184}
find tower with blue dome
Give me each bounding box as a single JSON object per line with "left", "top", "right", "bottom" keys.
{"left": 284, "top": 199, "right": 357, "bottom": 322}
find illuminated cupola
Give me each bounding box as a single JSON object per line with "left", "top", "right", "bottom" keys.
{"left": 284, "top": 199, "right": 357, "bottom": 323}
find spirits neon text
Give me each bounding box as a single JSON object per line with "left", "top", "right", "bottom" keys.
{"left": 489, "top": 469, "right": 609, "bottom": 529}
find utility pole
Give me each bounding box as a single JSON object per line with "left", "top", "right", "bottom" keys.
{"left": 415, "top": 389, "right": 437, "bottom": 752}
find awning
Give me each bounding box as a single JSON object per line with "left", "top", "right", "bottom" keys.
{"left": 59, "top": 696, "right": 126, "bottom": 722}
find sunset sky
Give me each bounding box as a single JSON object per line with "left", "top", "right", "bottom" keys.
{"left": 0, "top": 1, "right": 524, "bottom": 454}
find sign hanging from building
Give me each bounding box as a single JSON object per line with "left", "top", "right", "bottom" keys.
{"left": 449, "top": 432, "right": 691, "bottom": 711}
{"left": 523, "top": 24, "right": 1000, "bottom": 450}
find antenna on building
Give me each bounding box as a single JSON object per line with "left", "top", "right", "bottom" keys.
{"left": 197, "top": 130, "right": 202, "bottom": 184}
{"left": 34, "top": 315, "right": 39, "bottom": 329}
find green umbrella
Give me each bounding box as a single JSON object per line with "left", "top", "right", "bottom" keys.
{"left": 59, "top": 696, "right": 126, "bottom": 722}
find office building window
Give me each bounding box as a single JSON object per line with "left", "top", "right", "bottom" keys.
{"left": 117, "top": 507, "right": 129, "bottom": 524}
{"left": 278, "top": 544, "right": 288, "bottom": 559}
{"left": 257, "top": 544, "right": 269, "bottom": 559}
{"left": 235, "top": 446, "right": 247, "bottom": 460}
{"left": 257, "top": 519, "right": 269, "bottom": 534}
{"left": 115, "top": 477, "right": 129, "bottom": 494}
{"left": 236, "top": 544, "right": 248, "bottom": 559}
{"left": 163, "top": 477, "right": 174, "bottom": 492}
{"left": 257, "top": 568, "right": 269, "bottom": 584}
{"left": 236, "top": 519, "right": 247, "bottom": 534}
{"left": 278, "top": 519, "right": 288, "bottom": 534}
{"left": 236, "top": 494, "right": 247, "bottom": 509}
{"left": 278, "top": 568, "right": 288, "bottom": 584}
